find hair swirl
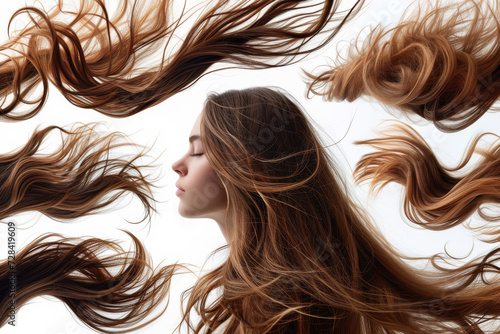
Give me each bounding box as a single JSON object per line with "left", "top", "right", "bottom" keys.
{"left": 0, "top": 231, "right": 178, "bottom": 333}
{"left": 307, "top": 0, "right": 500, "bottom": 131}
{"left": 355, "top": 122, "right": 500, "bottom": 239}
{"left": 0, "top": 0, "right": 363, "bottom": 120}
{"left": 0, "top": 123, "right": 155, "bottom": 221}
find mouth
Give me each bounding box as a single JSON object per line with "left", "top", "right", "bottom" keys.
{"left": 175, "top": 182, "right": 185, "bottom": 195}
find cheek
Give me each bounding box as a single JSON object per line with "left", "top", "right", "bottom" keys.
{"left": 200, "top": 166, "right": 227, "bottom": 207}
{"left": 194, "top": 161, "right": 222, "bottom": 193}
{"left": 180, "top": 160, "right": 227, "bottom": 216}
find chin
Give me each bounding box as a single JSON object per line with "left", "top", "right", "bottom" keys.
{"left": 178, "top": 205, "right": 203, "bottom": 219}
{"left": 177, "top": 201, "right": 226, "bottom": 221}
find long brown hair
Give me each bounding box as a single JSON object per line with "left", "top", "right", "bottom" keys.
{"left": 5, "top": 88, "right": 500, "bottom": 333}
{"left": 0, "top": 123, "right": 173, "bottom": 332}
{"left": 307, "top": 0, "right": 500, "bottom": 132}
{"left": 0, "top": 0, "right": 363, "bottom": 120}
{"left": 0, "top": 123, "right": 155, "bottom": 221}
{"left": 180, "top": 87, "right": 500, "bottom": 333}
{"left": 354, "top": 122, "right": 500, "bottom": 240}
{"left": 0, "top": 231, "right": 178, "bottom": 333}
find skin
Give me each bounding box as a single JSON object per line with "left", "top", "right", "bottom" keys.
{"left": 172, "top": 113, "right": 229, "bottom": 240}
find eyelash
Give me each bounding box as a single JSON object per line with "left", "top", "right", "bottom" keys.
{"left": 191, "top": 153, "right": 203, "bottom": 157}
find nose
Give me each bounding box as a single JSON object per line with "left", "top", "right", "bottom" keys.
{"left": 172, "top": 156, "right": 187, "bottom": 176}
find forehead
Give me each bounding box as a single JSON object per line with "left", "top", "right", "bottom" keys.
{"left": 189, "top": 113, "right": 202, "bottom": 137}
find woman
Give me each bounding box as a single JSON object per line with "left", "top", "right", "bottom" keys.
{"left": 3, "top": 87, "right": 500, "bottom": 333}
{"left": 169, "top": 87, "right": 500, "bottom": 333}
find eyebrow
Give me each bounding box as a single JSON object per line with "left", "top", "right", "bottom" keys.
{"left": 189, "top": 135, "right": 201, "bottom": 143}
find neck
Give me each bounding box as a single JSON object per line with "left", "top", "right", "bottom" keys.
{"left": 213, "top": 212, "right": 231, "bottom": 242}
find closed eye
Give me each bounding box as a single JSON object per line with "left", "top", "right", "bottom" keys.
{"left": 191, "top": 153, "right": 204, "bottom": 157}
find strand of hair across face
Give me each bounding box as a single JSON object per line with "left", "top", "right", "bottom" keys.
{"left": 0, "top": 231, "right": 181, "bottom": 333}
{"left": 0, "top": 0, "right": 364, "bottom": 120}
{"left": 354, "top": 121, "right": 500, "bottom": 240}
{"left": 307, "top": 0, "right": 500, "bottom": 132}
{"left": 0, "top": 123, "right": 156, "bottom": 222}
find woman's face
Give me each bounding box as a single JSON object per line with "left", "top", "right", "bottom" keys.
{"left": 172, "top": 113, "right": 227, "bottom": 226}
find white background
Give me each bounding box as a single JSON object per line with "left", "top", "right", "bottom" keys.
{"left": 0, "top": 0, "right": 499, "bottom": 333}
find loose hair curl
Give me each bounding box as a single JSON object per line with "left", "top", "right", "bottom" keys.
{"left": 355, "top": 122, "right": 500, "bottom": 240}
{"left": 307, "top": 0, "right": 500, "bottom": 131}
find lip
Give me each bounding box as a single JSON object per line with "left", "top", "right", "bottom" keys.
{"left": 175, "top": 182, "right": 185, "bottom": 196}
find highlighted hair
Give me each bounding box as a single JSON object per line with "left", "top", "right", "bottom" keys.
{"left": 0, "top": 124, "right": 155, "bottom": 221}
{"left": 0, "top": 0, "right": 363, "bottom": 119}
{"left": 308, "top": 0, "right": 500, "bottom": 131}
{"left": 182, "top": 87, "right": 500, "bottom": 333}
{"left": 355, "top": 122, "right": 500, "bottom": 239}
{"left": 0, "top": 231, "right": 178, "bottom": 333}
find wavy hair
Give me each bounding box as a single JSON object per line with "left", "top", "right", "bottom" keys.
{"left": 177, "top": 87, "right": 500, "bottom": 333}
{"left": 0, "top": 124, "right": 169, "bottom": 332}
{"left": 354, "top": 122, "right": 500, "bottom": 239}
{"left": 0, "top": 0, "right": 363, "bottom": 120}
{"left": 307, "top": 0, "right": 500, "bottom": 132}
{"left": 0, "top": 123, "right": 155, "bottom": 221}
{"left": 0, "top": 231, "right": 178, "bottom": 333}
{"left": 6, "top": 88, "right": 500, "bottom": 333}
